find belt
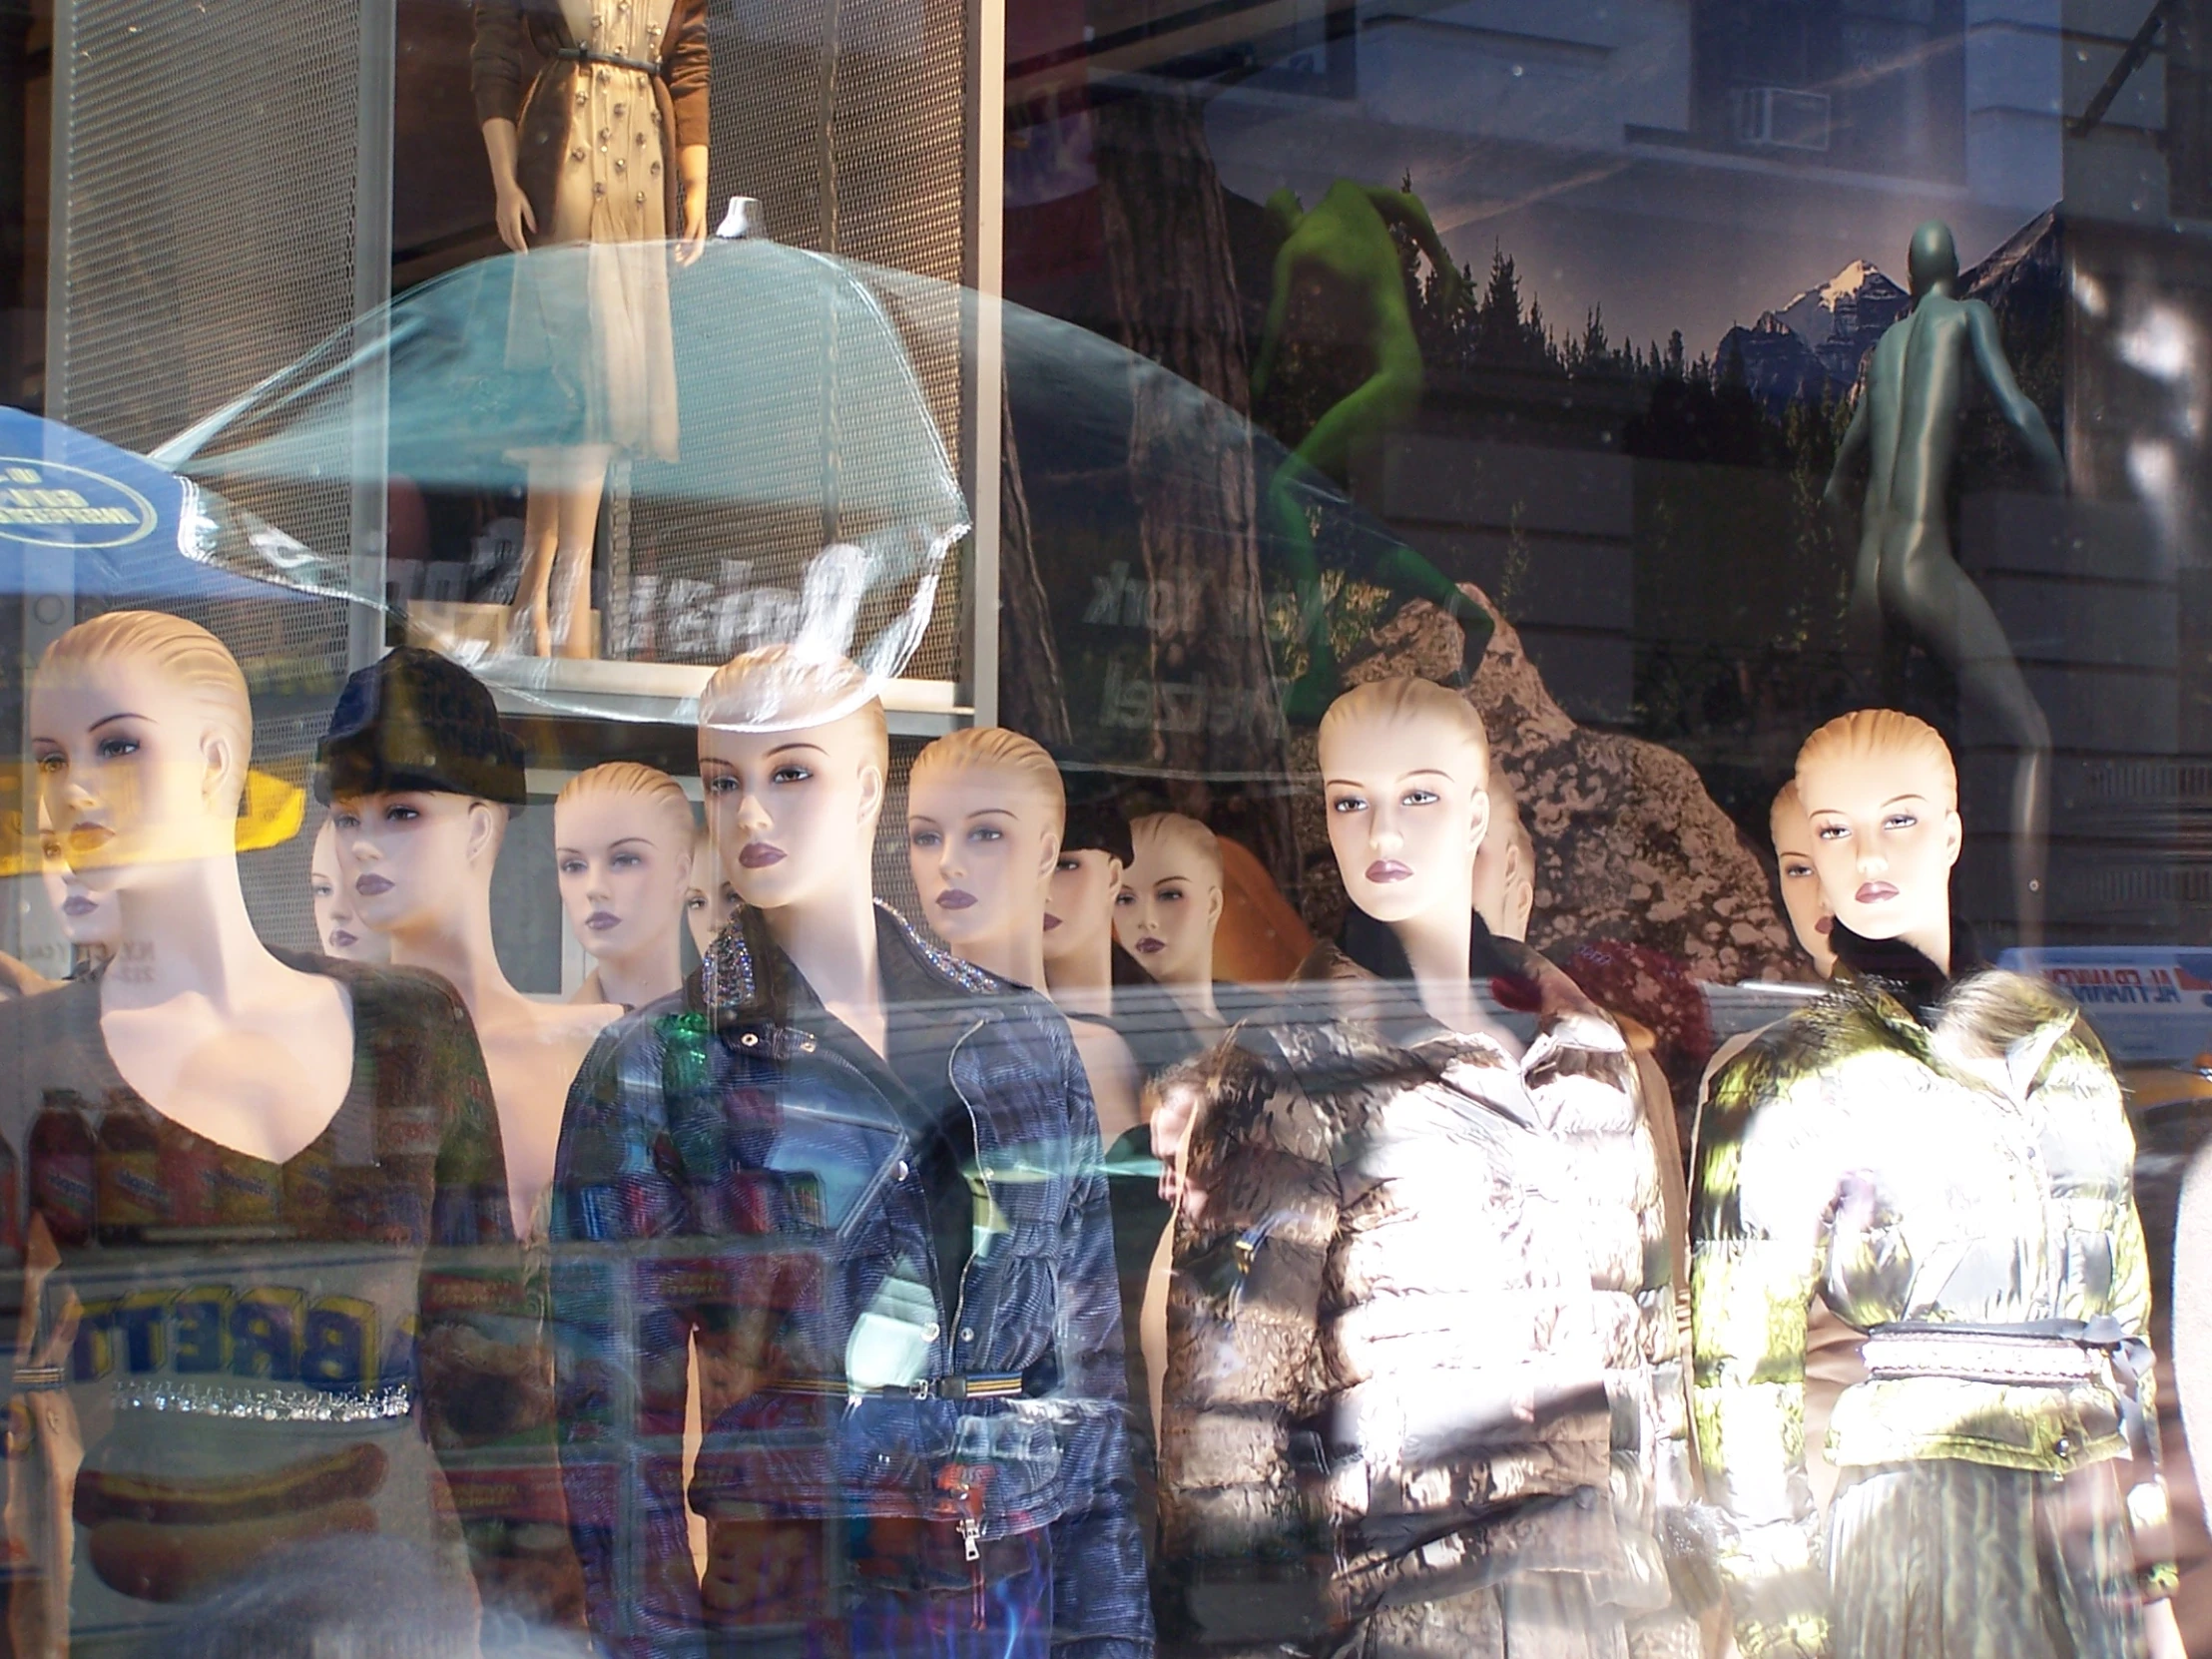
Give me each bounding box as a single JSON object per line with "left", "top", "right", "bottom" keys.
{"left": 554, "top": 44, "right": 664, "bottom": 78}
{"left": 1860, "top": 1323, "right": 2111, "bottom": 1387}
{"left": 768, "top": 1372, "right": 1027, "bottom": 1402}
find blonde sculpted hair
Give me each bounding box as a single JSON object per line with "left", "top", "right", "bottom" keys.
{"left": 1320, "top": 677, "right": 1489, "bottom": 771}
{"left": 1131, "top": 812, "right": 1222, "bottom": 884}
{"left": 1796, "top": 709, "right": 1956, "bottom": 809}
{"left": 910, "top": 728, "right": 1066, "bottom": 829}
{"left": 40, "top": 610, "right": 254, "bottom": 781}
{"left": 700, "top": 646, "right": 888, "bottom": 773}
{"left": 557, "top": 762, "right": 695, "bottom": 847}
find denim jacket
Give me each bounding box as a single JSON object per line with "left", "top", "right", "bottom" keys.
{"left": 548, "top": 901, "right": 1150, "bottom": 1659}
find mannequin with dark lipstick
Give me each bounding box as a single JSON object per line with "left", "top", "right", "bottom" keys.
{"left": 1693, "top": 709, "right": 2179, "bottom": 1659}
{"left": 321, "top": 649, "right": 621, "bottom": 1239}
{"left": 554, "top": 762, "right": 695, "bottom": 1012}
{"left": 309, "top": 816, "right": 389, "bottom": 964}
{"left": 1154, "top": 677, "right": 1692, "bottom": 1658}
{"left": 1113, "top": 813, "right": 1226, "bottom": 1047}
{"left": 547, "top": 646, "right": 1148, "bottom": 1659}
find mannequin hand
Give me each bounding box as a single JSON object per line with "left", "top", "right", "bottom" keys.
{"left": 2145, "top": 1598, "right": 2183, "bottom": 1659}
{"left": 676, "top": 145, "right": 711, "bottom": 267}
{"left": 494, "top": 183, "right": 536, "bottom": 255}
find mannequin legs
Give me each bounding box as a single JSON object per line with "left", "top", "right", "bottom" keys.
{"left": 511, "top": 445, "right": 615, "bottom": 658}
{"left": 1877, "top": 526, "right": 2050, "bottom": 945}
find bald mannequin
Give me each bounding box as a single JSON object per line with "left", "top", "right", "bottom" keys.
{"left": 1115, "top": 814, "right": 1227, "bottom": 1040}
{"left": 1470, "top": 759, "right": 1533, "bottom": 944}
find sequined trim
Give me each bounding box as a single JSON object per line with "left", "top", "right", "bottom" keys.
{"left": 113, "top": 1377, "right": 414, "bottom": 1422}
{"left": 701, "top": 900, "right": 997, "bottom": 1017}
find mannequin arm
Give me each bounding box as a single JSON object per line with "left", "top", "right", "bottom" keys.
{"left": 1364, "top": 187, "right": 1466, "bottom": 307}
{"left": 1252, "top": 242, "right": 1299, "bottom": 406}
{"left": 2178, "top": 1139, "right": 2212, "bottom": 1526}
{"left": 675, "top": 144, "right": 710, "bottom": 267}
{"left": 1043, "top": 1021, "right": 1154, "bottom": 1658}
{"left": 479, "top": 118, "right": 536, "bottom": 254}
{"left": 1967, "top": 299, "right": 2065, "bottom": 492}
{"left": 1822, "top": 388, "right": 1869, "bottom": 515}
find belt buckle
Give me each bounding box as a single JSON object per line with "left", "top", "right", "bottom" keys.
{"left": 908, "top": 1379, "right": 934, "bottom": 1400}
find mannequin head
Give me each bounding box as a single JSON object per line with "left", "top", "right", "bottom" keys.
{"left": 1318, "top": 678, "right": 1489, "bottom": 928}
{"left": 906, "top": 728, "right": 1062, "bottom": 980}
{"left": 30, "top": 610, "right": 254, "bottom": 890}
{"left": 684, "top": 820, "right": 739, "bottom": 954}
{"left": 317, "top": 649, "right": 527, "bottom": 950}
{"left": 555, "top": 763, "right": 695, "bottom": 989}
{"left": 1768, "top": 781, "right": 1836, "bottom": 978}
{"left": 1114, "top": 814, "right": 1224, "bottom": 984}
{"left": 309, "top": 817, "right": 388, "bottom": 963}
{"left": 1470, "top": 758, "right": 1533, "bottom": 942}
{"left": 698, "top": 647, "right": 886, "bottom": 917}
{"left": 1907, "top": 221, "right": 1958, "bottom": 298}
{"left": 39, "top": 801, "right": 121, "bottom": 955}
{"left": 1044, "top": 787, "right": 1134, "bottom": 975}
{"left": 1795, "top": 709, "right": 1961, "bottom": 968}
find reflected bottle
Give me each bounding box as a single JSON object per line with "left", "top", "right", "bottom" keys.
{"left": 28, "top": 1089, "right": 97, "bottom": 1249}
{"left": 96, "top": 1095, "right": 168, "bottom": 1246}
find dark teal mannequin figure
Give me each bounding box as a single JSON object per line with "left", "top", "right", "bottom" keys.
{"left": 1256, "top": 181, "right": 1493, "bottom": 724}
{"left": 1823, "top": 220, "right": 2062, "bottom": 944}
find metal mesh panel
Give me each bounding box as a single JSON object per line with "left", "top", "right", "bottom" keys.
{"left": 624, "top": 0, "right": 971, "bottom": 685}
{"left": 49, "top": 0, "right": 377, "bottom": 952}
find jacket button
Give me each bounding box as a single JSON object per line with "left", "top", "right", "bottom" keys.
{"left": 801, "top": 1037, "right": 817, "bottom": 1053}
{"left": 740, "top": 1032, "right": 759, "bottom": 1047}
{"left": 923, "top": 1323, "right": 940, "bottom": 1342}
{"left": 894, "top": 1160, "right": 909, "bottom": 1181}
{"left": 959, "top": 1328, "right": 975, "bottom": 1344}
{"left": 2054, "top": 1435, "right": 2074, "bottom": 1458}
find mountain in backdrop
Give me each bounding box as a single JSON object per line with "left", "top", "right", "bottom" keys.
{"left": 1714, "top": 210, "right": 2058, "bottom": 413}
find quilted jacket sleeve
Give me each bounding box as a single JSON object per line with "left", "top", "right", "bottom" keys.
{"left": 1156, "top": 1042, "right": 1339, "bottom": 1645}
{"left": 1038, "top": 1009, "right": 1154, "bottom": 1659}
{"left": 1689, "top": 1039, "right": 1831, "bottom": 1659}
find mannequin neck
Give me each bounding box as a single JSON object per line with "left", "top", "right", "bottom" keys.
{"left": 956, "top": 919, "right": 1048, "bottom": 993}
{"left": 105, "top": 850, "right": 295, "bottom": 1013}
{"left": 1387, "top": 880, "right": 1483, "bottom": 1031}
{"left": 1157, "top": 968, "right": 1221, "bottom": 1031}
{"left": 1045, "top": 931, "right": 1115, "bottom": 1018}
{"left": 585, "top": 926, "right": 684, "bottom": 1011}
{"left": 388, "top": 868, "right": 528, "bottom": 1025}
{"left": 762, "top": 877, "right": 885, "bottom": 1053}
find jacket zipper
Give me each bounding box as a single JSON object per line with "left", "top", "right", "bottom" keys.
{"left": 943, "top": 1014, "right": 992, "bottom": 1627}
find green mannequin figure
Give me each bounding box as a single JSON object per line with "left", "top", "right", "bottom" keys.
{"left": 1822, "top": 220, "right": 2063, "bottom": 944}
{"left": 1255, "top": 181, "right": 1493, "bottom": 724}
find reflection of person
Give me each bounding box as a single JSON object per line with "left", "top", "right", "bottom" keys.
{"left": 1113, "top": 813, "right": 1225, "bottom": 1041}
{"left": 471, "top": 0, "right": 712, "bottom": 657}
{"left": 1254, "top": 181, "right": 1494, "bottom": 722}
{"left": 1768, "top": 781, "right": 1836, "bottom": 979}
{"left": 321, "top": 648, "right": 620, "bottom": 1236}
{"left": 907, "top": 728, "right": 1144, "bottom": 1146}
{"left": 1823, "top": 220, "right": 2062, "bottom": 943}
{"left": 549, "top": 647, "right": 1150, "bottom": 1659}
{"left": 309, "top": 817, "right": 389, "bottom": 964}
{"left": 554, "top": 763, "right": 695, "bottom": 1011}
{"left": 0, "top": 611, "right": 534, "bottom": 1650}
{"left": 1157, "top": 678, "right": 1692, "bottom": 1657}
{"left": 1694, "top": 710, "right": 2177, "bottom": 1659}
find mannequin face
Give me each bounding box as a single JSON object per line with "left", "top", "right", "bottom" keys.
{"left": 699, "top": 712, "right": 883, "bottom": 915}
{"left": 684, "top": 837, "right": 740, "bottom": 954}
{"left": 905, "top": 767, "right": 1059, "bottom": 958}
{"left": 556, "top": 792, "right": 693, "bottom": 967}
{"left": 1770, "top": 793, "right": 1837, "bottom": 978}
{"left": 1320, "top": 713, "right": 1487, "bottom": 926}
{"left": 40, "top": 815, "right": 121, "bottom": 948}
{"left": 1043, "top": 848, "right": 1123, "bottom": 968}
{"left": 1113, "top": 821, "right": 1223, "bottom": 984}
{"left": 329, "top": 791, "right": 501, "bottom": 937}
{"left": 310, "top": 819, "right": 388, "bottom": 963}
{"left": 30, "top": 658, "right": 241, "bottom": 891}
{"left": 1798, "top": 746, "right": 1961, "bottom": 953}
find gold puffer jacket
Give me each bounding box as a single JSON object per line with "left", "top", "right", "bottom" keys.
{"left": 1156, "top": 938, "right": 1692, "bottom": 1647}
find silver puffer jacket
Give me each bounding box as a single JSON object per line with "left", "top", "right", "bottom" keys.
{"left": 1156, "top": 939, "right": 1693, "bottom": 1649}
